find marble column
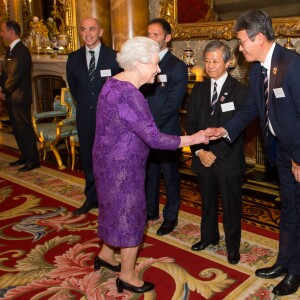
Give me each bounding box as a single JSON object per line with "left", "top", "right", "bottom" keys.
{"left": 110, "top": 0, "right": 149, "bottom": 51}
{"left": 75, "top": 0, "right": 112, "bottom": 47}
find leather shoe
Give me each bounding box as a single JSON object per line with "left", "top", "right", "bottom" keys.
{"left": 94, "top": 256, "right": 121, "bottom": 272}
{"left": 116, "top": 277, "right": 154, "bottom": 293}
{"left": 73, "top": 201, "right": 98, "bottom": 215}
{"left": 191, "top": 240, "right": 219, "bottom": 251}
{"left": 273, "top": 274, "right": 300, "bottom": 296}
{"left": 255, "top": 264, "right": 288, "bottom": 279}
{"left": 18, "top": 163, "right": 40, "bottom": 172}
{"left": 9, "top": 159, "right": 25, "bottom": 166}
{"left": 156, "top": 220, "right": 178, "bottom": 236}
{"left": 227, "top": 252, "right": 240, "bottom": 264}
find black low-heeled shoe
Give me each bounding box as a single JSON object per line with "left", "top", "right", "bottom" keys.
{"left": 116, "top": 277, "right": 154, "bottom": 293}
{"left": 94, "top": 256, "right": 121, "bottom": 272}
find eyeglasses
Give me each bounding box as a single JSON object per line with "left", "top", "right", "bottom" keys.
{"left": 203, "top": 60, "right": 223, "bottom": 65}
{"left": 238, "top": 35, "right": 256, "bottom": 48}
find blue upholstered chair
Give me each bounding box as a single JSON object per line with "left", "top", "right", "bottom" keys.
{"left": 32, "top": 88, "right": 77, "bottom": 170}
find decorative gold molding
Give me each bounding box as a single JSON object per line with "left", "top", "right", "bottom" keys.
{"left": 159, "top": 0, "right": 300, "bottom": 40}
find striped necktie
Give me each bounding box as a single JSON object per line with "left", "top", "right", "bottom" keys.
{"left": 88, "top": 50, "right": 96, "bottom": 86}
{"left": 261, "top": 66, "right": 269, "bottom": 137}
{"left": 211, "top": 82, "right": 218, "bottom": 115}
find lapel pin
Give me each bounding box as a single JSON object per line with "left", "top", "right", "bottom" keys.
{"left": 220, "top": 96, "right": 225, "bottom": 102}
{"left": 273, "top": 67, "right": 277, "bottom": 75}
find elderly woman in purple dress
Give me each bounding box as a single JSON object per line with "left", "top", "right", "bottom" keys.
{"left": 92, "top": 36, "right": 208, "bottom": 294}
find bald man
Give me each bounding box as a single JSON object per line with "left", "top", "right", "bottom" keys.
{"left": 67, "top": 18, "right": 121, "bottom": 215}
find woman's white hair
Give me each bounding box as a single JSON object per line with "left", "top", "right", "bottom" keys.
{"left": 117, "top": 36, "right": 159, "bottom": 70}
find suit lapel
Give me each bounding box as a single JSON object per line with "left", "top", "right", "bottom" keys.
{"left": 80, "top": 47, "right": 89, "bottom": 79}
{"left": 201, "top": 79, "right": 211, "bottom": 115}
{"left": 269, "top": 44, "right": 283, "bottom": 100}
{"left": 159, "top": 51, "right": 172, "bottom": 70}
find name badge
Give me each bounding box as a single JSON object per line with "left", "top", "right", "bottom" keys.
{"left": 221, "top": 102, "right": 235, "bottom": 112}
{"left": 157, "top": 74, "right": 167, "bottom": 83}
{"left": 273, "top": 87, "right": 285, "bottom": 98}
{"left": 100, "top": 69, "right": 112, "bottom": 77}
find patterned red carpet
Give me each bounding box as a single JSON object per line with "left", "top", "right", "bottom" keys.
{"left": 0, "top": 149, "right": 297, "bottom": 299}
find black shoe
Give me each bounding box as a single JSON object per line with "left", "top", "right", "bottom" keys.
{"left": 273, "top": 274, "right": 300, "bottom": 296}
{"left": 191, "top": 240, "right": 219, "bottom": 251}
{"left": 156, "top": 220, "right": 178, "bottom": 236}
{"left": 255, "top": 264, "right": 288, "bottom": 279}
{"left": 147, "top": 215, "right": 159, "bottom": 221}
{"left": 227, "top": 252, "right": 240, "bottom": 264}
{"left": 73, "top": 201, "right": 98, "bottom": 215}
{"left": 116, "top": 277, "right": 154, "bottom": 293}
{"left": 94, "top": 256, "right": 121, "bottom": 272}
{"left": 18, "top": 163, "right": 40, "bottom": 172}
{"left": 9, "top": 159, "right": 25, "bottom": 166}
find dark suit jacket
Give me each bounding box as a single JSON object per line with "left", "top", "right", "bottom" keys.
{"left": 224, "top": 44, "right": 300, "bottom": 166}
{"left": 0, "top": 41, "right": 32, "bottom": 105}
{"left": 66, "top": 44, "right": 121, "bottom": 133}
{"left": 141, "top": 51, "right": 188, "bottom": 135}
{"left": 186, "top": 75, "right": 248, "bottom": 177}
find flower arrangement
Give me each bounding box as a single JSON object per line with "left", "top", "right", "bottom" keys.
{"left": 30, "top": 16, "right": 48, "bottom": 37}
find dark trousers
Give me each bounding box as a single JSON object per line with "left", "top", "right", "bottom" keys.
{"left": 276, "top": 141, "right": 300, "bottom": 275}
{"left": 7, "top": 102, "right": 39, "bottom": 164}
{"left": 196, "top": 168, "right": 242, "bottom": 253}
{"left": 146, "top": 149, "right": 180, "bottom": 221}
{"left": 77, "top": 128, "right": 98, "bottom": 205}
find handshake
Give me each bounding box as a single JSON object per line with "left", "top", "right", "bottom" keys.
{"left": 191, "top": 127, "right": 228, "bottom": 145}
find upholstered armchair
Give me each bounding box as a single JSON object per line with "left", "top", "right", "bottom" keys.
{"left": 32, "top": 88, "right": 77, "bottom": 170}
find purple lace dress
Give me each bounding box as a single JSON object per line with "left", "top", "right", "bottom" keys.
{"left": 92, "top": 78, "right": 180, "bottom": 247}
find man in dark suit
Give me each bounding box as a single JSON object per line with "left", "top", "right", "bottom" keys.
{"left": 0, "top": 20, "right": 40, "bottom": 172}
{"left": 142, "top": 18, "right": 188, "bottom": 235}
{"left": 67, "top": 17, "right": 121, "bottom": 215}
{"left": 206, "top": 10, "right": 300, "bottom": 296}
{"left": 186, "top": 41, "right": 247, "bottom": 264}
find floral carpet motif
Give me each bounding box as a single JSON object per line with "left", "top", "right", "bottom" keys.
{"left": 0, "top": 151, "right": 299, "bottom": 299}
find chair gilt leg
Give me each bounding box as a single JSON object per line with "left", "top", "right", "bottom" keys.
{"left": 71, "top": 144, "right": 75, "bottom": 171}
{"left": 50, "top": 145, "right": 66, "bottom": 170}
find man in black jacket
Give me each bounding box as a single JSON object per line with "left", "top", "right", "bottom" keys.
{"left": 0, "top": 20, "right": 40, "bottom": 172}
{"left": 143, "top": 18, "right": 188, "bottom": 235}
{"left": 67, "top": 17, "right": 121, "bottom": 215}
{"left": 186, "top": 41, "right": 247, "bottom": 264}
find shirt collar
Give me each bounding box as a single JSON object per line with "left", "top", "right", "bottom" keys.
{"left": 211, "top": 71, "right": 228, "bottom": 88}
{"left": 85, "top": 43, "right": 101, "bottom": 56}
{"left": 262, "top": 42, "right": 276, "bottom": 71}
{"left": 10, "top": 39, "right": 21, "bottom": 51}
{"left": 159, "top": 48, "right": 168, "bottom": 61}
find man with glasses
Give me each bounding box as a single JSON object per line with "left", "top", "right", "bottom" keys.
{"left": 186, "top": 40, "right": 247, "bottom": 265}
{"left": 206, "top": 10, "right": 300, "bottom": 296}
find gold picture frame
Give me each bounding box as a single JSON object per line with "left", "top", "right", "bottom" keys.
{"left": 159, "top": 0, "right": 300, "bottom": 40}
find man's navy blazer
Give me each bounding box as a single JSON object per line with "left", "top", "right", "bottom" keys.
{"left": 224, "top": 44, "right": 300, "bottom": 165}
{"left": 141, "top": 51, "right": 188, "bottom": 135}
{"left": 186, "top": 75, "right": 248, "bottom": 177}
{"left": 0, "top": 41, "right": 32, "bottom": 105}
{"left": 66, "top": 44, "right": 120, "bottom": 132}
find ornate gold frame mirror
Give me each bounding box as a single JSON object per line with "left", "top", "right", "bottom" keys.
{"left": 160, "top": 0, "right": 300, "bottom": 40}
{"left": 14, "top": 0, "right": 78, "bottom": 51}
